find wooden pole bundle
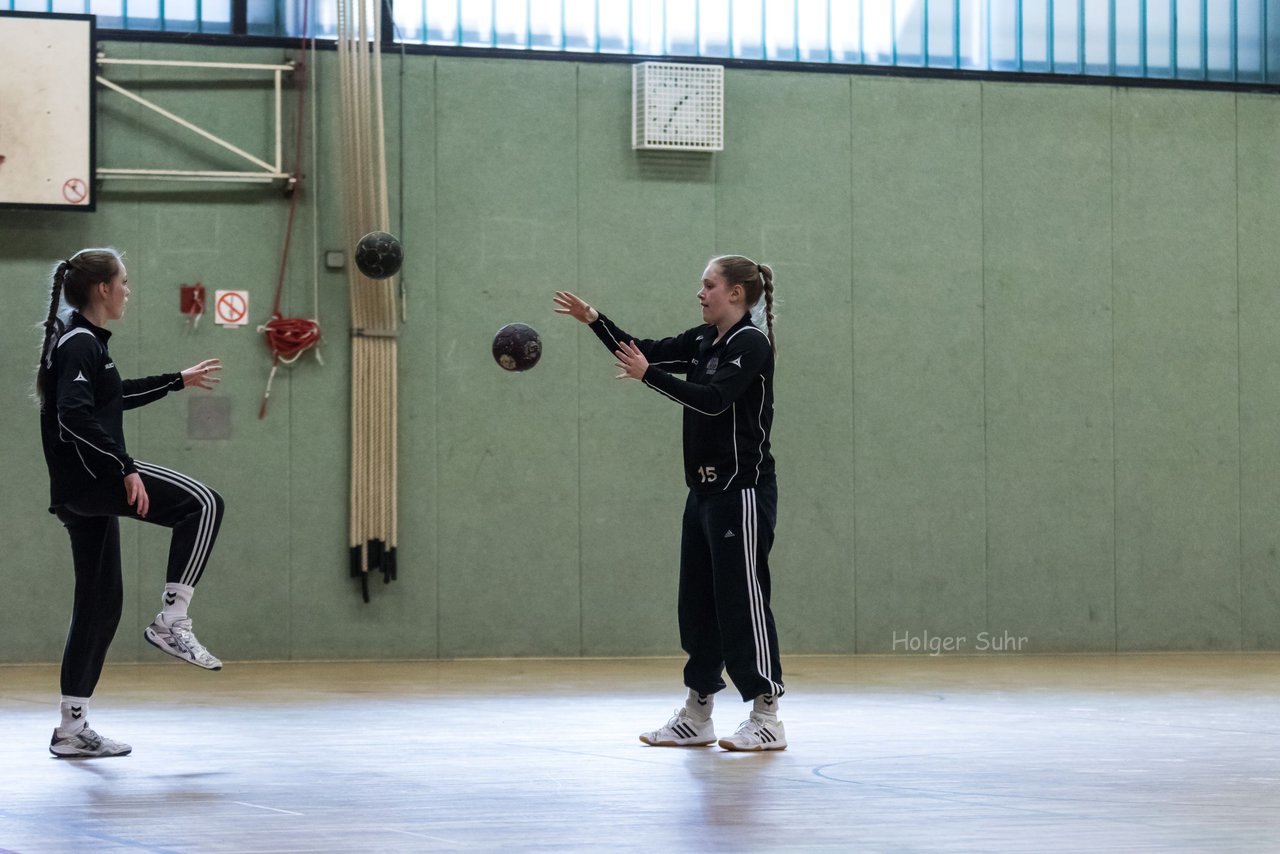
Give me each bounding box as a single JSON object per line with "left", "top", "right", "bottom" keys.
{"left": 336, "top": 0, "right": 398, "bottom": 601}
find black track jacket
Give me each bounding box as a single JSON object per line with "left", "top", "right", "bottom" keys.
{"left": 589, "top": 311, "right": 775, "bottom": 494}
{"left": 40, "top": 312, "right": 183, "bottom": 510}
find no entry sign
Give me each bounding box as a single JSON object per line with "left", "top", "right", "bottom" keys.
{"left": 214, "top": 290, "right": 250, "bottom": 327}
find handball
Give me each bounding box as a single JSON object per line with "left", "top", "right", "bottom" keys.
{"left": 354, "top": 231, "right": 403, "bottom": 279}
{"left": 492, "top": 323, "right": 542, "bottom": 372}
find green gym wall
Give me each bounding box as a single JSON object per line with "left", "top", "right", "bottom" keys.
{"left": 3, "top": 41, "right": 1279, "bottom": 663}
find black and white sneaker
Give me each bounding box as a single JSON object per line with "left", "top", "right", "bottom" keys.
{"left": 144, "top": 615, "right": 222, "bottom": 670}
{"left": 639, "top": 708, "right": 716, "bottom": 747}
{"left": 718, "top": 715, "right": 787, "bottom": 751}
{"left": 50, "top": 726, "right": 132, "bottom": 758}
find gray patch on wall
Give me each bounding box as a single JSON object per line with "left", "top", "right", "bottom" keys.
{"left": 189, "top": 396, "right": 231, "bottom": 440}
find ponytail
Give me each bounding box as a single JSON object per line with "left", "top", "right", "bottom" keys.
{"left": 758, "top": 263, "right": 776, "bottom": 356}
{"left": 34, "top": 262, "right": 69, "bottom": 405}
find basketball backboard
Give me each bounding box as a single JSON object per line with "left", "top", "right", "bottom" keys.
{"left": 0, "top": 11, "right": 95, "bottom": 212}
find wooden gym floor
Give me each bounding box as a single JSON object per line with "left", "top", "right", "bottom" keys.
{"left": 2, "top": 654, "right": 1280, "bottom": 852}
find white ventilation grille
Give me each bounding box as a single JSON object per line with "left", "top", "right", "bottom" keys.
{"left": 632, "top": 62, "right": 724, "bottom": 151}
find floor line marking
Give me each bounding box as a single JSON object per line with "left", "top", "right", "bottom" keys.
{"left": 233, "top": 801, "right": 303, "bottom": 816}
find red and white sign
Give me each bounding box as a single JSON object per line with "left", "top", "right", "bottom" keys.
{"left": 214, "top": 290, "right": 250, "bottom": 327}
{"left": 62, "top": 178, "right": 88, "bottom": 204}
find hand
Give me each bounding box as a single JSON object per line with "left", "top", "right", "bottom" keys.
{"left": 614, "top": 339, "right": 649, "bottom": 381}
{"left": 182, "top": 358, "right": 222, "bottom": 389}
{"left": 124, "top": 472, "right": 149, "bottom": 518}
{"left": 553, "top": 291, "right": 599, "bottom": 324}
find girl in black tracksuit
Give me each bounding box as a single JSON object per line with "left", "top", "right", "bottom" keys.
{"left": 35, "top": 248, "right": 225, "bottom": 759}
{"left": 555, "top": 254, "right": 787, "bottom": 752}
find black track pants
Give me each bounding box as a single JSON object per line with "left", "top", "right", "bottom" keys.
{"left": 679, "top": 482, "right": 784, "bottom": 703}
{"left": 55, "top": 462, "right": 224, "bottom": 697}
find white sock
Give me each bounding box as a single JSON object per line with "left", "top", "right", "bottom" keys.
{"left": 161, "top": 583, "right": 194, "bottom": 623}
{"left": 59, "top": 695, "right": 90, "bottom": 735}
{"left": 752, "top": 693, "right": 779, "bottom": 721}
{"left": 685, "top": 688, "right": 713, "bottom": 721}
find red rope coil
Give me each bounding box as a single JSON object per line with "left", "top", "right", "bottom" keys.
{"left": 263, "top": 314, "right": 322, "bottom": 363}
{"left": 258, "top": 313, "right": 321, "bottom": 420}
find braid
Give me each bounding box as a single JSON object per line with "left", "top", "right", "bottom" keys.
{"left": 35, "top": 262, "right": 69, "bottom": 405}
{"left": 762, "top": 262, "right": 773, "bottom": 355}
{"left": 759, "top": 263, "right": 776, "bottom": 355}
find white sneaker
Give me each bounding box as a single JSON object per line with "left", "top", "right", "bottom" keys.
{"left": 144, "top": 615, "right": 222, "bottom": 670}
{"left": 639, "top": 708, "right": 716, "bottom": 747}
{"left": 50, "top": 726, "right": 132, "bottom": 758}
{"left": 719, "top": 714, "right": 787, "bottom": 751}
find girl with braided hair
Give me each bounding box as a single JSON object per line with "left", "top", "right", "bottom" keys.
{"left": 554, "top": 254, "right": 787, "bottom": 751}
{"left": 36, "top": 248, "right": 226, "bottom": 758}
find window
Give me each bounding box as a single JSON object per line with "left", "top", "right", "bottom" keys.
{"left": 7, "top": 0, "right": 1276, "bottom": 84}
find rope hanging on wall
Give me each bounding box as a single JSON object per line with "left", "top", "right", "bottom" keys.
{"left": 337, "top": 0, "right": 398, "bottom": 602}
{"left": 258, "top": 0, "right": 322, "bottom": 420}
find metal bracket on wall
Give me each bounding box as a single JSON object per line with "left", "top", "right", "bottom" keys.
{"left": 95, "top": 53, "right": 296, "bottom": 184}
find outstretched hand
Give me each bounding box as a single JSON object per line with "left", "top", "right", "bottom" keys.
{"left": 614, "top": 339, "right": 649, "bottom": 381}
{"left": 553, "top": 291, "right": 599, "bottom": 324}
{"left": 182, "top": 358, "right": 222, "bottom": 390}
